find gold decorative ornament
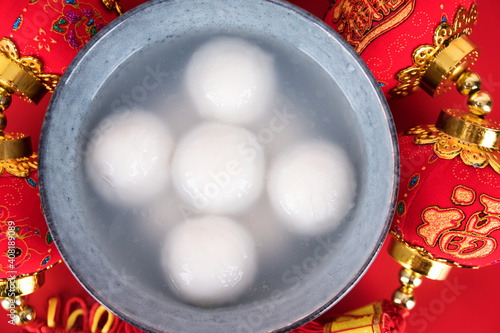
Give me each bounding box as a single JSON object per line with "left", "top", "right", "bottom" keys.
{"left": 456, "top": 70, "right": 481, "bottom": 96}
{"left": 0, "top": 153, "right": 38, "bottom": 178}
{"left": 0, "top": 273, "right": 45, "bottom": 298}
{"left": 388, "top": 235, "right": 454, "bottom": 281}
{"left": 406, "top": 66, "right": 500, "bottom": 175}
{"left": 420, "top": 34, "right": 479, "bottom": 96}
{"left": 1, "top": 296, "right": 36, "bottom": 325}
{"left": 467, "top": 90, "right": 492, "bottom": 116}
{"left": 389, "top": 4, "right": 478, "bottom": 99}
{"left": 0, "top": 38, "right": 60, "bottom": 177}
{"left": 0, "top": 38, "right": 59, "bottom": 99}
{"left": 389, "top": 43, "right": 499, "bottom": 311}
{"left": 0, "top": 273, "right": 46, "bottom": 325}
{"left": 407, "top": 122, "right": 500, "bottom": 173}
{"left": 392, "top": 268, "right": 421, "bottom": 310}
{"left": 388, "top": 233, "right": 474, "bottom": 310}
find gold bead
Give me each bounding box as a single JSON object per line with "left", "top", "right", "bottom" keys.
{"left": 456, "top": 71, "right": 481, "bottom": 96}
{"left": 1, "top": 297, "right": 24, "bottom": 311}
{"left": 392, "top": 287, "right": 416, "bottom": 310}
{"left": 14, "top": 305, "right": 36, "bottom": 325}
{"left": 467, "top": 90, "right": 493, "bottom": 117}
{"left": 1, "top": 297, "right": 36, "bottom": 325}
{"left": 399, "top": 268, "right": 422, "bottom": 288}
{"left": 1, "top": 298, "right": 11, "bottom": 310}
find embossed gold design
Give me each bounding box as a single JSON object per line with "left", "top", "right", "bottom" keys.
{"left": 0, "top": 153, "right": 37, "bottom": 178}
{"left": 451, "top": 185, "right": 476, "bottom": 205}
{"left": 436, "top": 109, "right": 500, "bottom": 149}
{"left": 330, "top": 0, "right": 416, "bottom": 54}
{"left": 417, "top": 189, "right": 500, "bottom": 262}
{"left": 389, "top": 4, "right": 478, "bottom": 99}
{"left": 418, "top": 206, "right": 464, "bottom": 248}
{"left": 407, "top": 119, "right": 500, "bottom": 174}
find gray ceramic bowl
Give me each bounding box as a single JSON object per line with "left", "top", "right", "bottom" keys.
{"left": 39, "top": 0, "right": 399, "bottom": 332}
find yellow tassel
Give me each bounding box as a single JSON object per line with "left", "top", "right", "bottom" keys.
{"left": 46, "top": 297, "right": 58, "bottom": 328}
{"left": 91, "top": 305, "right": 115, "bottom": 333}
{"left": 66, "top": 308, "right": 84, "bottom": 329}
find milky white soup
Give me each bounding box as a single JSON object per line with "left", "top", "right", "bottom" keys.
{"left": 81, "top": 32, "right": 363, "bottom": 308}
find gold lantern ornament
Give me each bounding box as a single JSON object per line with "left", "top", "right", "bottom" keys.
{"left": 0, "top": 37, "right": 61, "bottom": 326}
{"left": 390, "top": 67, "right": 499, "bottom": 310}
{"left": 385, "top": 2, "right": 500, "bottom": 310}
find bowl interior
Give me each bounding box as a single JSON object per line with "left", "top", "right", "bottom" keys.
{"left": 39, "top": 0, "right": 399, "bottom": 332}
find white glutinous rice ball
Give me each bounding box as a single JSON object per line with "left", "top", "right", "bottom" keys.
{"left": 267, "top": 140, "right": 356, "bottom": 235}
{"left": 171, "top": 122, "right": 265, "bottom": 214}
{"left": 86, "top": 111, "right": 174, "bottom": 206}
{"left": 185, "top": 37, "right": 276, "bottom": 125}
{"left": 162, "top": 215, "right": 257, "bottom": 305}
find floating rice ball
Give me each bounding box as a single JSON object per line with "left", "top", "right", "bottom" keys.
{"left": 171, "top": 122, "right": 265, "bottom": 214}
{"left": 86, "top": 111, "right": 174, "bottom": 206}
{"left": 162, "top": 215, "right": 257, "bottom": 306}
{"left": 185, "top": 37, "right": 276, "bottom": 125}
{"left": 267, "top": 140, "right": 356, "bottom": 235}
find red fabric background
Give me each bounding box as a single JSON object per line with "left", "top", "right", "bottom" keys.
{"left": 1, "top": 0, "right": 500, "bottom": 332}
{"left": 0, "top": 171, "right": 61, "bottom": 279}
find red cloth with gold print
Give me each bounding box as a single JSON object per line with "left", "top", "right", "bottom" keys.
{"left": 393, "top": 128, "right": 500, "bottom": 268}
{"left": 324, "top": 0, "right": 475, "bottom": 99}
{"left": 0, "top": 170, "right": 60, "bottom": 278}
